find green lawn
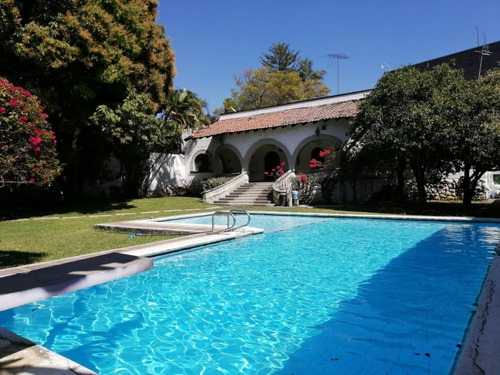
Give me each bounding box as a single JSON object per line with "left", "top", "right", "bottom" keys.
{"left": 0, "top": 196, "right": 212, "bottom": 269}
{"left": 1, "top": 196, "right": 499, "bottom": 269}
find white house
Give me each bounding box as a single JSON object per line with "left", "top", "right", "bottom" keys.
{"left": 147, "top": 90, "right": 369, "bottom": 196}
{"left": 147, "top": 41, "right": 500, "bottom": 202}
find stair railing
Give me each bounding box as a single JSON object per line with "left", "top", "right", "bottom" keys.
{"left": 272, "top": 170, "right": 294, "bottom": 206}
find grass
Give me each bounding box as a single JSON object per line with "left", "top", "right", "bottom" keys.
{"left": 0, "top": 196, "right": 212, "bottom": 269}
{"left": 1, "top": 196, "right": 499, "bottom": 269}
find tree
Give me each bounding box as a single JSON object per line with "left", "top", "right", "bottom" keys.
{"left": 225, "top": 67, "right": 329, "bottom": 111}
{"left": 298, "top": 58, "right": 326, "bottom": 82}
{"left": 0, "top": 77, "right": 60, "bottom": 186}
{"left": 442, "top": 68, "right": 500, "bottom": 207}
{"left": 90, "top": 91, "right": 165, "bottom": 197}
{"left": 348, "top": 65, "right": 461, "bottom": 205}
{"left": 0, "top": 0, "right": 175, "bottom": 200}
{"left": 221, "top": 43, "right": 329, "bottom": 112}
{"left": 260, "top": 42, "right": 299, "bottom": 72}
{"left": 162, "top": 89, "right": 213, "bottom": 150}
{"left": 348, "top": 63, "right": 500, "bottom": 207}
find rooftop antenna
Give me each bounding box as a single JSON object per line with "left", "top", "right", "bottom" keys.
{"left": 328, "top": 53, "right": 350, "bottom": 94}
{"left": 475, "top": 33, "right": 492, "bottom": 78}
{"left": 474, "top": 27, "right": 479, "bottom": 46}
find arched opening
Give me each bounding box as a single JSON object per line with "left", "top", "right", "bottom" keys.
{"left": 193, "top": 154, "right": 211, "bottom": 172}
{"left": 216, "top": 148, "right": 242, "bottom": 175}
{"left": 310, "top": 147, "right": 325, "bottom": 169}
{"left": 264, "top": 151, "right": 280, "bottom": 173}
{"left": 247, "top": 143, "right": 290, "bottom": 181}
{"left": 295, "top": 139, "right": 337, "bottom": 172}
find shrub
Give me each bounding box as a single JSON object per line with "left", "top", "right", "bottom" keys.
{"left": 201, "top": 176, "right": 233, "bottom": 192}
{"left": 291, "top": 173, "right": 324, "bottom": 205}
{"left": 0, "top": 78, "right": 60, "bottom": 186}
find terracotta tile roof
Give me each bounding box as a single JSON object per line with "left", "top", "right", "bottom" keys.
{"left": 189, "top": 98, "right": 362, "bottom": 139}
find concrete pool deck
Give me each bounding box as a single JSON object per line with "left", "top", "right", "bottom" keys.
{"left": 0, "top": 212, "right": 499, "bottom": 374}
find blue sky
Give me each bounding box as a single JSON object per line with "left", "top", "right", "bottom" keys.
{"left": 158, "top": 0, "right": 500, "bottom": 113}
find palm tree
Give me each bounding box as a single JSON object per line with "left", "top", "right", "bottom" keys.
{"left": 298, "top": 58, "right": 326, "bottom": 82}
{"left": 163, "top": 89, "right": 212, "bottom": 138}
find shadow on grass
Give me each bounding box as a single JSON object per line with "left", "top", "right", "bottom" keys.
{"left": 0, "top": 250, "right": 46, "bottom": 269}
{"left": 0, "top": 200, "right": 137, "bottom": 221}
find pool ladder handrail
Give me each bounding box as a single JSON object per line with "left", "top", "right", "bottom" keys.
{"left": 211, "top": 210, "right": 251, "bottom": 234}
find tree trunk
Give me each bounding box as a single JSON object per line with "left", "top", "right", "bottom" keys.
{"left": 395, "top": 157, "right": 407, "bottom": 201}
{"left": 410, "top": 163, "right": 427, "bottom": 207}
{"left": 461, "top": 167, "right": 485, "bottom": 209}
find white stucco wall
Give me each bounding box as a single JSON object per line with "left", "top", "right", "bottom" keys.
{"left": 147, "top": 118, "right": 352, "bottom": 192}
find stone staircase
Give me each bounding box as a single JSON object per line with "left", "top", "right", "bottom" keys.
{"left": 214, "top": 182, "right": 275, "bottom": 206}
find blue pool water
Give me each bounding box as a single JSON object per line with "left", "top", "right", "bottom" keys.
{"left": 0, "top": 215, "right": 499, "bottom": 374}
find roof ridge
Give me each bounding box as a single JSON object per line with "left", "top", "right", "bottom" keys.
{"left": 218, "top": 90, "right": 370, "bottom": 121}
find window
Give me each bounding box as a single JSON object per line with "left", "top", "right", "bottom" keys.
{"left": 493, "top": 174, "right": 500, "bottom": 185}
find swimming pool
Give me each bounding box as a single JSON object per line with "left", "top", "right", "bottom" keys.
{"left": 0, "top": 215, "right": 499, "bottom": 374}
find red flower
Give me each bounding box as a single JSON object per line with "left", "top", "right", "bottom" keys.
{"left": 33, "top": 167, "right": 40, "bottom": 172}
{"left": 19, "top": 116, "right": 28, "bottom": 122}
{"left": 30, "top": 136, "right": 42, "bottom": 146}
{"left": 9, "top": 99, "right": 18, "bottom": 106}
{"left": 281, "top": 161, "right": 286, "bottom": 166}
{"left": 0, "top": 107, "right": 5, "bottom": 113}
{"left": 35, "top": 147, "right": 41, "bottom": 152}
{"left": 319, "top": 150, "right": 325, "bottom": 158}
{"left": 29, "top": 178, "right": 35, "bottom": 184}
{"left": 299, "top": 174, "right": 307, "bottom": 182}
{"left": 325, "top": 149, "right": 331, "bottom": 155}
{"left": 41, "top": 113, "right": 48, "bottom": 119}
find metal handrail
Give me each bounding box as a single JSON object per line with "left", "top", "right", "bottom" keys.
{"left": 212, "top": 211, "right": 236, "bottom": 234}
{"left": 211, "top": 210, "right": 250, "bottom": 234}
{"left": 229, "top": 210, "right": 251, "bottom": 231}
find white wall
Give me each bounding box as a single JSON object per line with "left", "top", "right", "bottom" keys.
{"left": 146, "top": 119, "right": 352, "bottom": 193}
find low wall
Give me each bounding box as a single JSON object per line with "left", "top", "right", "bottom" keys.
{"left": 202, "top": 173, "right": 249, "bottom": 204}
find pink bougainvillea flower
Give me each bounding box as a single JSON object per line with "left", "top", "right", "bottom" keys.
{"left": 0, "top": 107, "right": 6, "bottom": 113}
{"left": 319, "top": 151, "right": 325, "bottom": 158}
{"left": 19, "top": 116, "right": 28, "bottom": 122}
{"left": 33, "top": 167, "right": 40, "bottom": 172}
{"left": 9, "top": 99, "right": 18, "bottom": 106}
{"left": 41, "top": 113, "right": 48, "bottom": 119}
{"left": 29, "top": 178, "right": 35, "bottom": 184}
{"left": 35, "top": 147, "right": 41, "bottom": 152}
{"left": 325, "top": 149, "right": 331, "bottom": 155}
{"left": 30, "top": 136, "right": 42, "bottom": 146}
{"left": 281, "top": 161, "right": 286, "bottom": 166}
